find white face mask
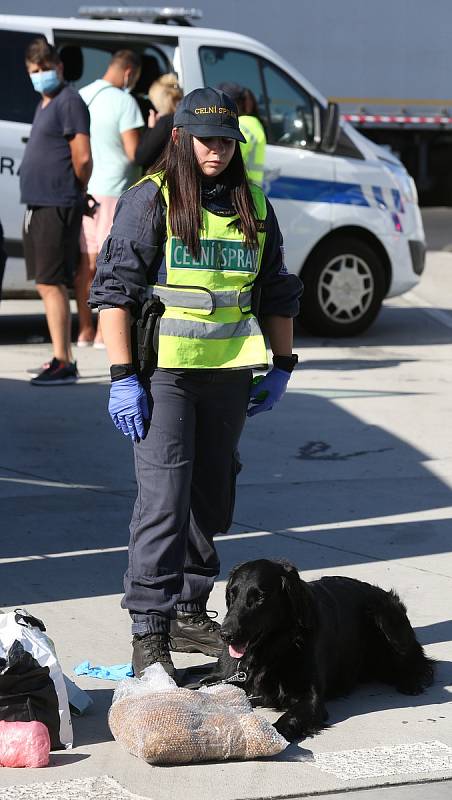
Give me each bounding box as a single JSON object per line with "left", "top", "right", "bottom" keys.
{"left": 123, "top": 75, "right": 132, "bottom": 93}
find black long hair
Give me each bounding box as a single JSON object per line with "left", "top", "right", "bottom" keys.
{"left": 151, "top": 128, "right": 259, "bottom": 258}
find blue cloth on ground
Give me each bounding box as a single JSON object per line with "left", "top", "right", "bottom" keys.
{"left": 74, "top": 661, "right": 133, "bottom": 680}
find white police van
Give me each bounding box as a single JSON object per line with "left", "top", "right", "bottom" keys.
{"left": 0, "top": 7, "right": 425, "bottom": 336}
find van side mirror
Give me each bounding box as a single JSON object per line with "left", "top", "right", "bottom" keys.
{"left": 321, "top": 102, "right": 340, "bottom": 154}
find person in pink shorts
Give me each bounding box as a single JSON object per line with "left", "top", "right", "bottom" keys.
{"left": 78, "top": 195, "right": 119, "bottom": 347}
{"left": 75, "top": 50, "right": 143, "bottom": 347}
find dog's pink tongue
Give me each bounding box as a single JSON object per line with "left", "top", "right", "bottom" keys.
{"left": 229, "top": 643, "right": 247, "bottom": 659}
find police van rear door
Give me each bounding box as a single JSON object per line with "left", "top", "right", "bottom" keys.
{"left": 0, "top": 17, "right": 52, "bottom": 294}
{"left": 52, "top": 29, "right": 177, "bottom": 127}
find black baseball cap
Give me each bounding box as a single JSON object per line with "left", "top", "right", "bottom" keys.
{"left": 173, "top": 87, "right": 246, "bottom": 142}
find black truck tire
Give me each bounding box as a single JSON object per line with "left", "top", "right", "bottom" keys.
{"left": 299, "top": 237, "right": 387, "bottom": 337}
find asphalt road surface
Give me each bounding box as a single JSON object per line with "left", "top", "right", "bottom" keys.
{"left": 422, "top": 207, "right": 452, "bottom": 251}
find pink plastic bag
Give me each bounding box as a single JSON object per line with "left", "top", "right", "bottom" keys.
{"left": 0, "top": 721, "right": 50, "bottom": 767}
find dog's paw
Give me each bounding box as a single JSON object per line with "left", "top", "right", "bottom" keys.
{"left": 273, "top": 715, "right": 302, "bottom": 743}
{"left": 274, "top": 708, "right": 327, "bottom": 742}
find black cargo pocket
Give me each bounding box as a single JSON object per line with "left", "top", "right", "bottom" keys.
{"left": 220, "top": 449, "right": 242, "bottom": 534}
{"left": 152, "top": 314, "right": 160, "bottom": 357}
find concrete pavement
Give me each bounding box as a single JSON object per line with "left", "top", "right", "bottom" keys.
{"left": 0, "top": 254, "right": 452, "bottom": 799}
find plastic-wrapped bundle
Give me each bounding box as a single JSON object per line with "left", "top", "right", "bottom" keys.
{"left": 108, "top": 664, "right": 288, "bottom": 764}
{"left": 0, "top": 721, "right": 50, "bottom": 767}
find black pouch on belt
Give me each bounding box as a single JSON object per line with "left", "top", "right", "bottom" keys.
{"left": 131, "top": 296, "right": 165, "bottom": 380}
{"left": 251, "top": 283, "right": 261, "bottom": 317}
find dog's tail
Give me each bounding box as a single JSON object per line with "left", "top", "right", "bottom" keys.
{"left": 371, "top": 589, "right": 434, "bottom": 694}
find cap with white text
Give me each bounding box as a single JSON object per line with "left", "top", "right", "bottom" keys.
{"left": 173, "top": 87, "right": 246, "bottom": 142}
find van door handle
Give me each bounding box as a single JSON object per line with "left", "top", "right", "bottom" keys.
{"left": 21, "top": 137, "right": 29, "bottom": 143}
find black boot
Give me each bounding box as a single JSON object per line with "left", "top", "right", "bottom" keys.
{"left": 132, "top": 633, "right": 177, "bottom": 681}
{"left": 169, "top": 609, "right": 224, "bottom": 657}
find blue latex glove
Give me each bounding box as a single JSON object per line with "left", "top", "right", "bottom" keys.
{"left": 247, "top": 367, "right": 291, "bottom": 417}
{"left": 74, "top": 660, "right": 133, "bottom": 681}
{"left": 108, "top": 374, "right": 150, "bottom": 442}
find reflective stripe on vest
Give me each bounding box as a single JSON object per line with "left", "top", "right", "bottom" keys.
{"left": 239, "top": 115, "right": 266, "bottom": 186}
{"left": 145, "top": 172, "right": 268, "bottom": 370}
{"left": 150, "top": 284, "right": 253, "bottom": 314}
{"left": 159, "top": 316, "right": 263, "bottom": 339}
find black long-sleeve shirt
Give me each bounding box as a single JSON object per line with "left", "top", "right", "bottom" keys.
{"left": 134, "top": 114, "right": 173, "bottom": 171}
{"left": 89, "top": 177, "right": 302, "bottom": 318}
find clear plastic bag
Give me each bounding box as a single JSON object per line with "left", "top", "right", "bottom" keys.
{"left": 0, "top": 721, "right": 50, "bottom": 767}
{"left": 108, "top": 664, "right": 288, "bottom": 764}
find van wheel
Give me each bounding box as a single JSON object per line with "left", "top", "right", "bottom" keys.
{"left": 299, "top": 238, "right": 386, "bottom": 336}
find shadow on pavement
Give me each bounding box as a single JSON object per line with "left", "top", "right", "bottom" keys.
{"left": 0, "top": 313, "right": 80, "bottom": 345}
{"left": 302, "top": 358, "right": 417, "bottom": 371}
{"left": 71, "top": 688, "right": 114, "bottom": 748}
{"left": 416, "top": 620, "right": 452, "bottom": 646}
{"left": 296, "top": 303, "right": 452, "bottom": 347}
{"left": 326, "top": 668, "right": 452, "bottom": 727}
{"left": 50, "top": 752, "right": 92, "bottom": 766}
{"left": 1, "top": 300, "right": 452, "bottom": 347}
{"left": 1, "top": 309, "right": 451, "bottom": 752}
{"left": 0, "top": 368, "right": 451, "bottom": 605}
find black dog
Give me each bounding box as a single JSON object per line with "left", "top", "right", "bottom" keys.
{"left": 204, "top": 559, "right": 434, "bottom": 742}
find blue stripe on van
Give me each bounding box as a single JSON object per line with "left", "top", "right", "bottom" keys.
{"left": 372, "top": 185, "right": 387, "bottom": 208}
{"left": 267, "top": 176, "right": 370, "bottom": 206}
{"left": 392, "top": 188, "right": 404, "bottom": 213}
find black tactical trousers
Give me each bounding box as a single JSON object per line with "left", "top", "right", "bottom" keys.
{"left": 122, "top": 367, "right": 252, "bottom": 634}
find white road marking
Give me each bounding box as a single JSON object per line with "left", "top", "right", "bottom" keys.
{"left": 312, "top": 740, "right": 452, "bottom": 780}
{"left": 0, "top": 776, "right": 146, "bottom": 800}
{"left": 1, "top": 506, "right": 451, "bottom": 565}
{"left": 283, "top": 505, "right": 452, "bottom": 533}
{"left": 0, "top": 476, "right": 105, "bottom": 490}
{"left": 0, "top": 546, "right": 128, "bottom": 565}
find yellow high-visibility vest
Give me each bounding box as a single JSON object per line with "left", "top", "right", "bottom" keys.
{"left": 239, "top": 115, "right": 266, "bottom": 186}
{"left": 139, "top": 172, "right": 268, "bottom": 369}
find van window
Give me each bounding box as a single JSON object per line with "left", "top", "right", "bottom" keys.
{"left": 200, "top": 45, "right": 316, "bottom": 150}
{"left": 0, "top": 29, "right": 41, "bottom": 123}
{"left": 58, "top": 42, "right": 168, "bottom": 92}
{"left": 55, "top": 36, "right": 172, "bottom": 121}
{"left": 261, "top": 62, "right": 314, "bottom": 147}
{"left": 199, "top": 46, "right": 264, "bottom": 112}
{"left": 63, "top": 45, "right": 111, "bottom": 89}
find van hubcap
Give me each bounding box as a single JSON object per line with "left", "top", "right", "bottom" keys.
{"left": 318, "top": 254, "right": 374, "bottom": 323}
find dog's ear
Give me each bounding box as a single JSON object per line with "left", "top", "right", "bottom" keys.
{"left": 225, "top": 562, "right": 246, "bottom": 608}
{"left": 279, "top": 562, "right": 316, "bottom": 630}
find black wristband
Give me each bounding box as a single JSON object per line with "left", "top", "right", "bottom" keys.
{"left": 272, "top": 354, "right": 299, "bottom": 373}
{"left": 110, "top": 363, "right": 136, "bottom": 382}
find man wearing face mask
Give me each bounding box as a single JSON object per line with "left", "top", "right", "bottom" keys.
{"left": 20, "top": 37, "right": 92, "bottom": 385}
{"left": 75, "top": 50, "right": 144, "bottom": 348}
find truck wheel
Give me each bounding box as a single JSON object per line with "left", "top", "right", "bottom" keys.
{"left": 299, "top": 238, "right": 386, "bottom": 337}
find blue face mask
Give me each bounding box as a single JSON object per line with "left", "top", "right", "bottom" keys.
{"left": 30, "top": 69, "right": 61, "bottom": 95}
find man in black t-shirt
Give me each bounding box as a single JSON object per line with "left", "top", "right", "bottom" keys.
{"left": 21, "top": 37, "right": 92, "bottom": 385}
